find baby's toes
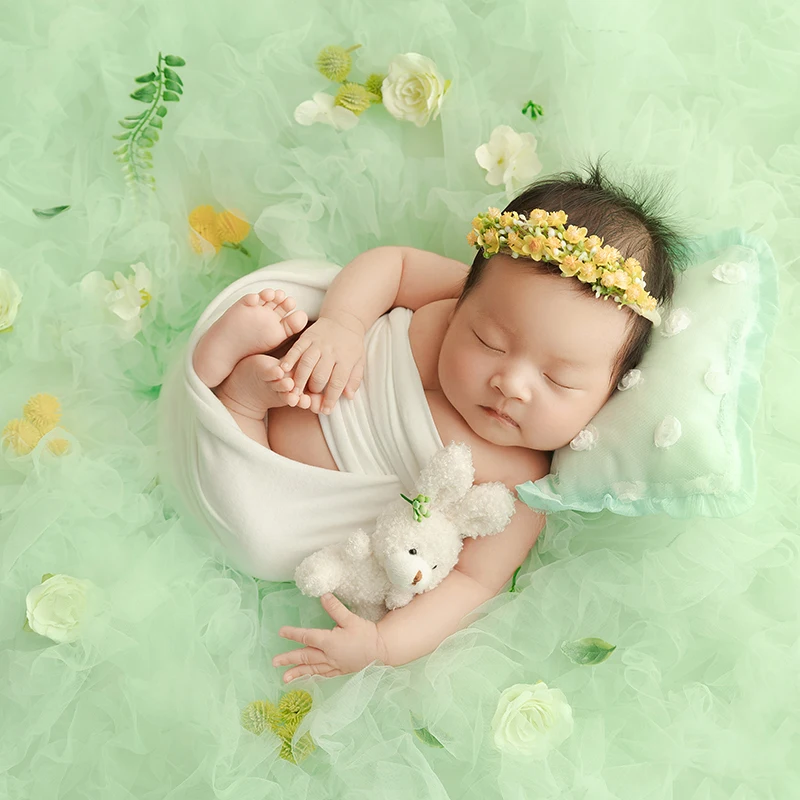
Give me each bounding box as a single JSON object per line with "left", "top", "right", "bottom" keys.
{"left": 283, "top": 309, "right": 308, "bottom": 337}
{"left": 257, "top": 288, "right": 276, "bottom": 305}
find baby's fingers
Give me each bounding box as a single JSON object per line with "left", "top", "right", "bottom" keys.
{"left": 321, "top": 362, "right": 354, "bottom": 415}
{"left": 343, "top": 358, "right": 364, "bottom": 401}
{"left": 280, "top": 338, "right": 310, "bottom": 374}
{"left": 291, "top": 347, "right": 321, "bottom": 395}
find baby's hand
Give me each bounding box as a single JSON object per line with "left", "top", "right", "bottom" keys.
{"left": 279, "top": 313, "right": 365, "bottom": 415}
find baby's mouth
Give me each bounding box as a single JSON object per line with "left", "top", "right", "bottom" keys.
{"left": 480, "top": 406, "right": 519, "bottom": 428}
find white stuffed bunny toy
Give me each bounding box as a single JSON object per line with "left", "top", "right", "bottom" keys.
{"left": 294, "top": 442, "right": 516, "bottom": 622}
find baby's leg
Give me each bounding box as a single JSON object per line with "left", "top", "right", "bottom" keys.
{"left": 192, "top": 288, "right": 309, "bottom": 389}
{"left": 213, "top": 354, "right": 323, "bottom": 448}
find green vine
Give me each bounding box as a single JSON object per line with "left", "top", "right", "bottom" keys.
{"left": 113, "top": 53, "right": 186, "bottom": 192}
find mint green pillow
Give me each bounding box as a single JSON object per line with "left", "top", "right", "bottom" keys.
{"left": 516, "top": 229, "right": 779, "bottom": 519}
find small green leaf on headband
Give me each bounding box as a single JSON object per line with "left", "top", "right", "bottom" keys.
{"left": 135, "top": 71, "right": 157, "bottom": 83}
{"left": 32, "top": 206, "right": 70, "bottom": 219}
{"left": 156, "top": 106, "right": 168, "bottom": 117}
{"left": 162, "top": 91, "right": 180, "bottom": 102}
{"left": 508, "top": 565, "right": 522, "bottom": 592}
{"left": 165, "top": 80, "right": 183, "bottom": 94}
{"left": 410, "top": 713, "right": 444, "bottom": 748}
{"left": 560, "top": 637, "right": 616, "bottom": 666}
{"left": 164, "top": 54, "right": 186, "bottom": 67}
{"left": 164, "top": 67, "right": 183, "bottom": 85}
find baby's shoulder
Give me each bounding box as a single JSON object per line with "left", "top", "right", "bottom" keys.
{"left": 469, "top": 438, "right": 552, "bottom": 495}
{"left": 408, "top": 298, "right": 456, "bottom": 391}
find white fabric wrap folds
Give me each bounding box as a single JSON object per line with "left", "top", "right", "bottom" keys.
{"left": 157, "top": 259, "right": 443, "bottom": 582}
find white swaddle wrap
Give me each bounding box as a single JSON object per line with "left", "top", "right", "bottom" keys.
{"left": 157, "top": 259, "right": 443, "bottom": 582}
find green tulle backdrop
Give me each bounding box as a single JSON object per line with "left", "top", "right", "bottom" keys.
{"left": 1, "top": 0, "right": 798, "bottom": 797}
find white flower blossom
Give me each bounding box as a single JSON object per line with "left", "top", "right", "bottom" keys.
{"left": 294, "top": 92, "right": 359, "bottom": 131}
{"left": 80, "top": 261, "right": 152, "bottom": 340}
{"left": 381, "top": 53, "right": 449, "bottom": 127}
{"left": 475, "top": 125, "right": 542, "bottom": 194}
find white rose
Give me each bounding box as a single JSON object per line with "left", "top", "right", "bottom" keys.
{"left": 491, "top": 681, "right": 574, "bottom": 758}
{"left": 381, "top": 53, "right": 449, "bottom": 127}
{"left": 475, "top": 125, "right": 542, "bottom": 194}
{"left": 26, "top": 574, "right": 94, "bottom": 643}
{"left": 0, "top": 268, "right": 23, "bottom": 332}
{"left": 294, "top": 92, "right": 359, "bottom": 131}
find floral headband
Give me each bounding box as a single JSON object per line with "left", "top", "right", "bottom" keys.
{"left": 467, "top": 207, "right": 662, "bottom": 325}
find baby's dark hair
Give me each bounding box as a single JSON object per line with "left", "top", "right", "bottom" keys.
{"left": 459, "top": 156, "right": 692, "bottom": 394}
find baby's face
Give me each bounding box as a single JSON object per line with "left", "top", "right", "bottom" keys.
{"left": 438, "top": 255, "right": 630, "bottom": 452}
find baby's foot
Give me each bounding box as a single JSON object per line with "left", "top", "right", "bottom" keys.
{"left": 193, "top": 288, "right": 309, "bottom": 388}
{"left": 214, "top": 353, "right": 324, "bottom": 420}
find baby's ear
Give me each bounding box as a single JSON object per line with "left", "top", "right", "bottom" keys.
{"left": 453, "top": 483, "right": 516, "bottom": 539}
{"left": 416, "top": 442, "right": 475, "bottom": 508}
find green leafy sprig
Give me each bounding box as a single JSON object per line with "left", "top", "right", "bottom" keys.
{"left": 113, "top": 53, "right": 186, "bottom": 192}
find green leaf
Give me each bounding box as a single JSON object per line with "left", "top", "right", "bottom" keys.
{"left": 146, "top": 129, "right": 159, "bottom": 142}
{"left": 164, "top": 54, "right": 186, "bottom": 67}
{"left": 156, "top": 106, "right": 168, "bottom": 117}
{"left": 164, "top": 80, "right": 183, "bottom": 94}
{"left": 135, "top": 71, "right": 157, "bottom": 83}
{"left": 41, "top": 573, "right": 54, "bottom": 583}
{"left": 32, "top": 205, "right": 70, "bottom": 219}
{"left": 410, "top": 713, "right": 444, "bottom": 748}
{"left": 560, "top": 637, "right": 617, "bottom": 666}
{"left": 139, "top": 136, "right": 154, "bottom": 147}
{"left": 131, "top": 86, "right": 157, "bottom": 102}
{"left": 23, "top": 618, "right": 32, "bottom": 632}
{"left": 148, "top": 116, "right": 163, "bottom": 129}
{"left": 162, "top": 91, "right": 180, "bottom": 102}
{"left": 112, "top": 131, "right": 132, "bottom": 140}
{"left": 113, "top": 145, "right": 129, "bottom": 155}
{"left": 118, "top": 119, "right": 139, "bottom": 129}
{"left": 124, "top": 112, "right": 146, "bottom": 120}
{"left": 164, "top": 67, "right": 183, "bottom": 85}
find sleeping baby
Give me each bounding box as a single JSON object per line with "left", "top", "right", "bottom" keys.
{"left": 188, "top": 162, "right": 685, "bottom": 683}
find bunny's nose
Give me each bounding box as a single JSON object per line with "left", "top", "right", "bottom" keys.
{"left": 411, "top": 570, "right": 422, "bottom": 586}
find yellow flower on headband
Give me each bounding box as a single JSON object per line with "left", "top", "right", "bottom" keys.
{"left": 466, "top": 207, "right": 662, "bottom": 325}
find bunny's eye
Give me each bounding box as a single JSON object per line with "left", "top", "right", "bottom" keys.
{"left": 408, "top": 548, "right": 417, "bottom": 555}
{"left": 432, "top": 565, "right": 437, "bottom": 569}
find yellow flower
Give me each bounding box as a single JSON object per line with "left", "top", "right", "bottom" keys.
{"left": 506, "top": 231, "right": 523, "bottom": 252}
{"left": 46, "top": 438, "right": 70, "bottom": 456}
{"left": 499, "top": 212, "right": 515, "bottom": 227}
{"left": 523, "top": 235, "right": 546, "bottom": 261}
{"left": 487, "top": 207, "right": 502, "bottom": 219}
{"left": 472, "top": 216, "right": 483, "bottom": 230}
{"left": 584, "top": 235, "right": 603, "bottom": 252}
{"left": 559, "top": 254, "right": 580, "bottom": 276}
{"left": 544, "top": 236, "right": 562, "bottom": 257}
{"left": 563, "top": 225, "right": 587, "bottom": 245}
{"left": 612, "top": 269, "right": 630, "bottom": 290}
{"left": 578, "top": 262, "right": 600, "bottom": 283}
{"left": 547, "top": 210, "right": 567, "bottom": 227}
{"left": 23, "top": 393, "right": 61, "bottom": 435}
{"left": 528, "top": 209, "right": 549, "bottom": 227}
{"left": 593, "top": 246, "right": 617, "bottom": 267}
{"left": 641, "top": 294, "right": 658, "bottom": 312}
{"left": 189, "top": 205, "right": 223, "bottom": 254}
{"left": 2, "top": 418, "right": 41, "bottom": 455}
{"left": 624, "top": 284, "right": 644, "bottom": 304}
{"left": 623, "top": 257, "right": 643, "bottom": 278}
{"left": 482, "top": 228, "right": 500, "bottom": 254}
{"left": 216, "top": 209, "right": 250, "bottom": 244}
{"left": 600, "top": 271, "right": 617, "bottom": 288}
{"left": 466, "top": 230, "right": 478, "bottom": 246}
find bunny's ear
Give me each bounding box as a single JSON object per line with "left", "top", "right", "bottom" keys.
{"left": 416, "top": 442, "right": 475, "bottom": 507}
{"left": 453, "top": 483, "right": 516, "bottom": 539}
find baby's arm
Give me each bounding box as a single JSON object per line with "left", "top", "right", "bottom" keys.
{"left": 280, "top": 247, "right": 468, "bottom": 409}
